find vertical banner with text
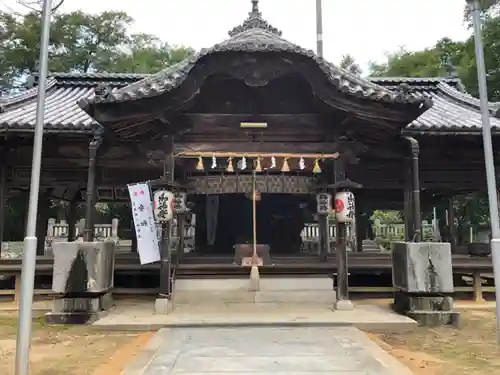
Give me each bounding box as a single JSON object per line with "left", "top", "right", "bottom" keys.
{"left": 128, "top": 183, "right": 161, "bottom": 265}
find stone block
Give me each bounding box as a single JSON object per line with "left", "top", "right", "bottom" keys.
{"left": 45, "top": 311, "right": 101, "bottom": 325}
{"left": 154, "top": 298, "right": 174, "bottom": 314}
{"left": 392, "top": 242, "right": 453, "bottom": 293}
{"left": 52, "top": 241, "right": 115, "bottom": 294}
{"left": 334, "top": 299, "right": 354, "bottom": 311}
{"left": 45, "top": 293, "right": 113, "bottom": 325}
{"left": 406, "top": 310, "right": 460, "bottom": 327}
{"left": 255, "top": 290, "right": 336, "bottom": 303}
{"left": 393, "top": 292, "right": 460, "bottom": 327}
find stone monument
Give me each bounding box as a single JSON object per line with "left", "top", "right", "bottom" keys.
{"left": 392, "top": 242, "right": 460, "bottom": 326}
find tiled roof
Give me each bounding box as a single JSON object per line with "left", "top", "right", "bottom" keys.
{"left": 2, "top": 73, "right": 498, "bottom": 134}
{"left": 0, "top": 73, "right": 141, "bottom": 133}
{"left": 370, "top": 77, "right": 500, "bottom": 132}
{"left": 78, "top": 6, "right": 427, "bottom": 112}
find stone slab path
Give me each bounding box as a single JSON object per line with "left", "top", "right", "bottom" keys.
{"left": 122, "top": 326, "right": 413, "bottom": 375}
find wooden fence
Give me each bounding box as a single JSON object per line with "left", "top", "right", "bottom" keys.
{"left": 0, "top": 218, "right": 464, "bottom": 258}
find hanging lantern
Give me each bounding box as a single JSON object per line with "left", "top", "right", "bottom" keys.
{"left": 335, "top": 191, "right": 355, "bottom": 223}
{"left": 254, "top": 157, "right": 262, "bottom": 172}
{"left": 312, "top": 158, "right": 322, "bottom": 174}
{"left": 270, "top": 156, "right": 276, "bottom": 168}
{"left": 153, "top": 190, "right": 174, "bottom": 222}
{"left": 196, "top": 156, "right": 204, "bottom": 171}
{"left": 211, "top": 154, "right": 217, "bottom": 169}
{"left": 173, "top": 192, "right": 188, "bottom": 213}
{"left": 316, "top": 193, "right": 332, "bottom": 215}
{"left": 281, "top": 157, "right": 290, "bottom": 172}
{"left": 299, "top": 157, "right": 305, "bottom": 170}
{"left": 226, "top": 157, "right": 234, "bottom": 172}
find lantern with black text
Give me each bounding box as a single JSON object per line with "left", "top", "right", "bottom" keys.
{"left": 316, "top": 193, "right": 332, "bottom": 215}
{"left": 335, "top": 191, "right": 355, "bottom": 223}
{"left": 153, "top": 190, "right": 174, "bottom": 222}
{"left": 173, "top": 192, "right": 187, "bottom": 213}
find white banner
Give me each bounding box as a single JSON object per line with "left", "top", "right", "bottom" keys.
{"left": 128, "top": 183, "right": 161, "bottom": 265}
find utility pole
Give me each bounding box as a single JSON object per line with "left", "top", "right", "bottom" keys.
{"left": 14, "top": 0, "right": 53, "bottom": 374}
{"left": 467, "top": 0, "right": 500, "bottom": 343}
{"left": 316, "top": 0, "right": 323, "bottom": 57}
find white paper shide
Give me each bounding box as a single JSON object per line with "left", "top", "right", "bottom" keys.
{"left": 335, "top": 191, "right": 355, "bottom": 223}
{"left": 128, "top": 183, "right": 160, "bottom": 264}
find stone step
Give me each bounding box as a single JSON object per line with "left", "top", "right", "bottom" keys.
{"left": 172, "top": 277, "right": 336, "bottom": 305}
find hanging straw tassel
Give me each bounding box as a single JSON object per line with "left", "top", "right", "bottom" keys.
{"left": 226, "top": 157, "right": 234, "bottom": 172}
{"left": 281, "top": 157, "right": 290, "bottom": 172}
{"left": 196, "top": 156, "right": 204, "bottom": 171}
{"left": 312, "top": 158, "right": 322, "bottom": 173}
{"left": 254, "top": 157, "right": 262, "bottom": 172}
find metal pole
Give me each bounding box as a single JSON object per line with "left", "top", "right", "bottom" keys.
{"left": 14, "top": 1, "right": 52, "bottom": 374}
{"left": 315, "top": 0, "right": 323, "bottom": 57}
{"left": 468, "top": 0, "right": 500, "bottom": 343}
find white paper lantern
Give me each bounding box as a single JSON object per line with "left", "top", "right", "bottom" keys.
{"left": 153, "top": 190, "right": 174, "bottom": 222}
{"left": 335, "top": 191, "right": 355, "bottom": 223}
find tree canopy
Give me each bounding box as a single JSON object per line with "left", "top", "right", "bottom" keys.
{"left": 367, "top": 15, "right": 500, "bottom": 101}
{"left": 0, "top": 9, "right": 194, "bottom": 92}
{"left": 339, "top": 54, "right": 362, "bottom": 75}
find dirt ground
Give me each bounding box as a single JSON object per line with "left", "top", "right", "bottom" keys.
{"left": 0, "top": 310, "right": 151, "bottom": 375}
{"left": 372, "top": 308, "right": 500, "bottom": 375}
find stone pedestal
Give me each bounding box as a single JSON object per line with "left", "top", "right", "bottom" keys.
{"left": 391, "top": 242, "right": 459, "bottom": 327}
{"left": 45, "top": 241, "right": 115, "bottom": 325}
{"left": 45, "top": 293, "right": 114, "bottom": 324}
{"left": 393, "top": 292, "right": 459, "bottom": 327}
{"left": 334, "top": 299, "right": 354, "bottom": 311}
{"left": 155, "top": 297, "right": 174, "bottom": 314}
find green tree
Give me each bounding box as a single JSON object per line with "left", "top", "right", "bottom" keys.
{"left": 368, "top": 38, "right": 468, "bottom": 78}
{"left": 464, "top": 0, "right": 500, "bottom": 23}
{"left": 95, "top": 33, "right": 193, "bottom": 74}
{"left": 370, "top": 210, "right": 403, "bottom": 224}
{"left": 339, "top": 54, "right": 362, "bottom": 75}
{"left": 0, "top": 9, "right": 194, "bottom": 92}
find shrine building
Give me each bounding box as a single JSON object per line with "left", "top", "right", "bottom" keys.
{"left": 0, "top": 0, "right": 498, "bottom": 303}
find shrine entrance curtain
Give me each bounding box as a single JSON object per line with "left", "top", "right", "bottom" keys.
{"left": 206, "top": 195, "right": 219, "bottom": 246}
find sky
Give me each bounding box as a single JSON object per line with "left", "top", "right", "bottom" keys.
{"left": 4, "top": 0, "right": 472, "bottom": 72}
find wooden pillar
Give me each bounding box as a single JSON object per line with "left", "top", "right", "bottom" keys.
{"left": 355, "top": 205, "right": 363, "bottom": 252}
{"left": 66, "top": 194, "right": 78, "bottom": 242}
{"left": 334, "top": 158, "right": 350, "bottom": 305}
{"left": 131, "top": 219, "right": 138, "bottom": 253}
{"left": 404, "top": 137, "right": 421, "bottom": 241}
{"left": 403, "top": 157, "right": 413, "bottom": 242}
{"left": 176, "top": 213, "right": 186, "bottom": 265}
{"left": 318, "top": 212, "right": 329, "bottom": 260}
{"left": 0, "top": 148, "right": 7, "bottom": 256}
{"left": 159, "top": 134, "right": 174, "bottom": 298}
{"left": 448, "top": 197, "right": 458, "bottom": 252}
{"left": 35, "top": 192, "right": 49, "bottom": 255}
{"left": 84, "top": 135, "right": 102, "bottom": 242}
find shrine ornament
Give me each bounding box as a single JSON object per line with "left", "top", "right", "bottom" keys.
{"left": 335, "top": 191, "right": 355, "bottom": 223}
{"left": 153, "top": 190, "right": 174, "bottom": 222}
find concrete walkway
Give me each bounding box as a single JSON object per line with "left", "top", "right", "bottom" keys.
{"left": 122, "top": 326, "right": 413, "bottom": 375}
